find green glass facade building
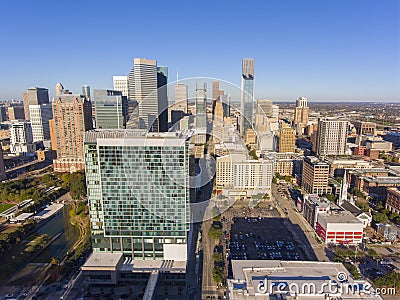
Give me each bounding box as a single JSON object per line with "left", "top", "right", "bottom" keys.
{"left": 84, "top": 130, "right": 191, "bottom": 260}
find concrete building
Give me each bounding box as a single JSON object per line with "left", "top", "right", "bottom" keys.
{"left": 278, "top": 126, "right": 296, "bottom": 153}
{"left": 8, "top": 106, "right": 25, "bottom": 120}
{"left": 245, "top": 128, "right": 257, "bottom": 145}
{"left": 316, "top": 118, "right": 348, "bottom": 157}
{"left": 386, "top": 187, "right": 400, "bottom": 214}
{"left": 81, "top": 252, "right": 187, "bottom": 299}
{"left": 354, "top": 121, "right": 376, "bottom": 136}
{"left": 301, "top": 156, "right": 331, "bottom": 195}
{"left": 94, "top": 90, "right": 127, "bottom": 129}
{"left": 174, "top": 83, "right": 188, "bottom": 114}
{"left": 256, "top": 99, "right": 273, "bottom": 117}
{"left": 294, "top": 96, "right": 309, "bottom": 131}
{"left": 240, "top": 58, "right": 255, "bottom": 135}
{"left": 50, "top": 94, "right": 93, "bottom": 172}
{"left": 212, "top": 81, "right": 224, "bottom": 114}
{"left": 28, "top": 104, "right": 52, "bottom": 142}
{"left": 10, "top": 120, "right": 35, "bottom": 156}
{"left": 55, "top": 82, "right": 64, "bottom": 96}
{"left": 195, "top": 82, "right": 207, "bottom": 129}
{"left": 0, "top": 147, "right": 6, "bottom": 181}
{"left": 128, "top": 58, "right": 167, "bottom": 132}
{"left": 82, "top": 85, "right": 91, "bottom": 100}
{"left": 216, "top": 154, "right": 274, "bottom": 196}
{"left": 325, "top": 158, "right": 372, "bottom": 177}
{"left": 300, "top": 194, "right": 331, "bottom": 229}
{"left": 22, "top": 87, "right": 49, "bottom": 120}
{"left": 112, "top": 76, "right": 129, "bottom": 97}
{"left": 365, "top": 140, "right": 393, "bottom": 152}
{"left": 274, "top": 153, "right": 303, "bottom": 177}
{"left": 227, "top": 260, "right": 379, "bottom": 299}
{"left": 84, "top": 130, "right": 190, "bottom": 260}
{"left": 316, "top": 210, "right": 364, "bottom": 244}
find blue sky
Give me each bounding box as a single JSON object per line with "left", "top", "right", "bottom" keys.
{"left": 0, "top": 0, "right": 399, "bottom": 102}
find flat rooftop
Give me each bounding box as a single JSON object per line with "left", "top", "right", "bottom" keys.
{"left": 82, "top": 252, "right": 123, "bottom": 270}
{"left": 319, "top": 211, "right": 363, "bottom": 224}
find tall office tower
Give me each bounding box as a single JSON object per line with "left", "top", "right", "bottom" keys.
{"left": 28, "top": 104, "right": 52, "bottom": 142}
{"left": 84, "top": 130, "right": 190, "bottom": 260}
{"left": 195, "top": 82, "right": 207, "bottom": 128}
{"left": 113, "top": 76, "right": 129, "bottom": 97}
{"left": 0, "top": 147, "right": 6, "bottom": 181}
{"left": 174, "top": 83, "right": 188, "bottom": 113}
{"left": 0, "top": 106, "right": 7, "bottom": 122}
{"left": 353, "top": 121, "right": 376, "bottom": 136}
{"left": 212, "top": 81, "right": 224, "bottom": 113}
{"left": 94, "top": 90, "right": 128, "bottom": 129}
{"left": 301, "top": 156, "right": 331, "bottom": 195}
{"left": 49, "top": 94, "right": 93, "bottom": 172}
{"left": 256, "top": 99, "right": 273, "bottom": 117}
{"left": 157, "top": 66, "right": 168, "bottom": 132}
{"left": 278, "top": 126, "right": 296, "bottom": 153}
{"left": 22, "top": 87, "right": 50, "bottom": 120}
{"left": 213, "top": 100, "right": 224, "bottom": 127}
{"left": 128, "top": 58, "right": 162, "bottom": 131}
{"left": 220, "top": 93, "right": 231, "bottom": 117}
{"left": 240, "top": 58, "right": 255, "bottom": 135}
{"left": 82, "top": 85, "right": 91, "bottom": 100}
{"left": 10, "top": 120, "right": 35, "bottom": 155}
{"left": 316, "top": 118, "right": 348, "bottom": 157}
{"left": 294, "top": 97, "right": 309, "bottom": 130}
{"left": 8, "top": 106, "right": 25, "bottom": 120}
{"left": 56, "top": 82, "right": 64, "bottom": 96}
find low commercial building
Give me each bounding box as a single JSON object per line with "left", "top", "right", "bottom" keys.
{"left": 386, "top": 187, "right": 400, "bottom": 214}
{"left": 325, "top": 158, "right": 371, "bottom": 177}
{"left": 366, "top": 140, "right": 392, "bottom": 152}
{"left": 81, "top": 252, "right": 187, "bottom": 299}
{"left": 300, "top": 194, "right": 331, "bottom": 229}
{"left": 316, "top": 210, "right": 364, "bottom": 244}
{"left": 227, "top": 260, "right": 380, "bottom": 299}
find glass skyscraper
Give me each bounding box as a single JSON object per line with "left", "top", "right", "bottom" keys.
{"left": 195, "top": 82, "right": 207, "bottom": 129}
{"left": 94, "top": 89, "right": 128, "bottom": 129}
{"left": 240, "top": 58, "right": 255, "bottom": 136}
{"left": 84, "top": 130, "right": 191, "bottom": 260}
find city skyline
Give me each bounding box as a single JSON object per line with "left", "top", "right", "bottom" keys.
{"left": 0, "top": 0, "right": 399, "bottom": 102}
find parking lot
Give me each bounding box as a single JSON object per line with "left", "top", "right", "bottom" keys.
{"left": 227, "top": 217, "right": 306, "bottom": 261}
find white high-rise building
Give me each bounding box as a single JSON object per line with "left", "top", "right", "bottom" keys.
{"left": 113, "top": 76, "right": 129, "bottom": 98}
{"left": 29, "top": 104, "right": 53, "bottom": 142}
{"left": 175, "top": 83, "right": 188, "bottom": 113}
{"left": 128, "top": 58, "right": 160, "bottom": 131}
{"left": 316, "top": 118, "right": 348, "bottom": 157}
{"left": 10, "top": 120, "right": 35, "bottom": 155}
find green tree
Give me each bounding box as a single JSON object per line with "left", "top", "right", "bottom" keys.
{"left": 212, "top": 252, "right": 224, "bottom": 263}
{"left": 355, "top": 201, "right": 370, "bottom": 212}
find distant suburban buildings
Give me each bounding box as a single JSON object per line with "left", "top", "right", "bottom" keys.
{"left": 28, "top": 104, "right": 52, "bottom": 142}
{"left": 10, "top": 120, "right": 35, "bottom": 156}
{"left": 22, "top": 87, "right": 49, "bottom": 120}
{"left": 84, "top": 130, "right": 190, "bottom": 261}
{"left": 94, "top": 90, "right": 127, "bottom": 129}
{"left": 316, "top": 118, "right": 348, "bottom": 157}
{"left": 240, "top": 58, "right": 255, "bottom": 136}
{"left": 50, "top": 94, "right": 93, "bottom": 172}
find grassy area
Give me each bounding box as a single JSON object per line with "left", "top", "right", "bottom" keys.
{"left": 0, "top": 203, "right": 14, "bottom": 213}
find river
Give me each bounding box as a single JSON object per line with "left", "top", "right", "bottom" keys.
{"left": 33, "top": 204, "right": 80, "bottom": 263}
